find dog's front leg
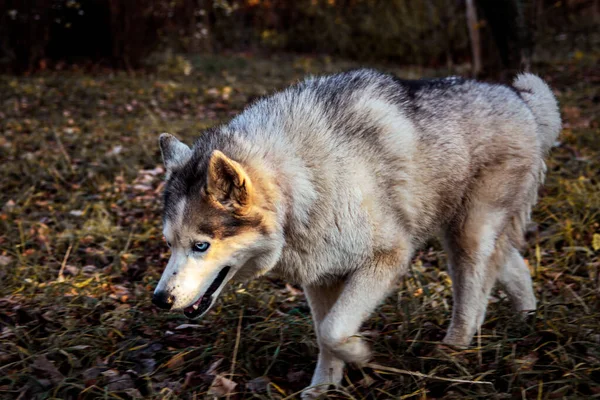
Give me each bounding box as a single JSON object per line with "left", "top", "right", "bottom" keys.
{"left": 302, "top": 281, "right": 346, "bottom": 399}
{"left": 302, "top": 249, "right": 410, "bottom": 398}
{"left": 318, "top": 249, "right": 410, "bottom": 365}
{"left": 316, "top": 270, "right": 396, "bottom": 366}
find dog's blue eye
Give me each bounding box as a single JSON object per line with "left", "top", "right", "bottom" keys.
{"left": 193, "top": 242, "right": 210, "bottom": 253}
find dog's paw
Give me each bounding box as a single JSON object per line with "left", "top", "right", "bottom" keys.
{"left": 300, "top": 384, "right": 332, "bottom": 399}
{"left": 328, "top": 336, "right": 371, "bottom": 365}
{"left": 442, "top": 324, "right": 473, "bottom": 349}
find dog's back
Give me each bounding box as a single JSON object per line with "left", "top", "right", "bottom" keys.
{"left": 224, "top": 70, "right": 559, "bottom": 261}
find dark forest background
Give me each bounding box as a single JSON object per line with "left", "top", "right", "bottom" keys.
{"left": 1, "top": 0, "right": 598, "bottom": 76}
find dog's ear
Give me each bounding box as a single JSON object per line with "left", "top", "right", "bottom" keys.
{"left": 207, "top": 150, "right": 253, "bottom": 211}
{"left": 159, "top": 133, "right": 192, "bottom": 172}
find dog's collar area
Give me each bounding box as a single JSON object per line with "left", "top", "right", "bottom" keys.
{"left": 183, "top": 266, "right": 231, "bottom": 319}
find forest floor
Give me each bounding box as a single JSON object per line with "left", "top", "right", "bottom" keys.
{"left": 1, "top": 54, "right": 599, "bottom": 399}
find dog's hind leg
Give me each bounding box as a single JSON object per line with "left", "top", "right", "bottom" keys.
{"left": 497, "top": 245, "right": 536, "bottom": 313}
{"left": 302, "top": 280, "right": 346, "bottom": 398}
{"left": 442, "top": 204, "right": 508, "bottom": 347}
{"left": 316, "top": 245, "right": 412, "bottom": 366}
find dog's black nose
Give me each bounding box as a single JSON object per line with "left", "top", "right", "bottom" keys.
{"left": 152, "top": 291, "right": 175, "bottom": 310}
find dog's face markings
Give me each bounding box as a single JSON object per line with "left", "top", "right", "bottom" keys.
{"left": 154, "top": 134, "right": 274, "bottom": 319}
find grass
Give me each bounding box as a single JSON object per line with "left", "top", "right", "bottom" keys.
{"left": 0, "top": 53, "right": 599, "bottom": 399}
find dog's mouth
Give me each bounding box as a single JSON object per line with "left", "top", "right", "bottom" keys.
{"left": 183, "top": 266, "right": 231, "bottom": 319}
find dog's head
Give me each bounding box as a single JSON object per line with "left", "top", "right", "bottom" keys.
{"left": 152, "top": 133, "right": 282, "bottom": 319}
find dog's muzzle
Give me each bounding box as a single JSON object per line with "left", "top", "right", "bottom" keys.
{"left": 183, "top": 266, "right": 231, "bottom": 319}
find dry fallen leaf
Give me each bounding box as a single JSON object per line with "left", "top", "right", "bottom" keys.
{"left": 68, "top": 345, "right": 91, "bottom": 351}
{"left": 358, "top": 374, "right": 375, "bottom": 388}
{"left": 247, "top": 376, "right": 270, "bottom": 393}
{"left": 123, "top": 388, "right": 143, "bottom": 398}
{"left": 286, "top": 370, "right": 307, "bottom": 383}
{"left": 0, "top": 255, "right": 12, "bottom": 266}
{"left": 284, "top": 283, "right": 303, "bottom": 296}
{"left": 208, "top": 374, "right": 237, "bottom": 398}
{"left": 105, "top": 371, "right": 136, "bottom": 392}
{"left": 65, "top": 265, "right": 79, "bottom": 276}
{"left": 592, "top": 233, "right": 600, "bottom": 252}
{"left": 205, "top": 358, "right": 224, "bottom": 375}
{"left": 166, "top": 353, "right": 185, "bottom": 369}
{"left": 514, "top": 353, "right": 539, "bottom": 371}
{"left": 175, "top": 323, "right": 202, "bottom": 330}
{"left": 32, "top": 355, "right": 64, "bottom": 385}
{"left": 3, "top": 199, "right": 16, "bottom": 211}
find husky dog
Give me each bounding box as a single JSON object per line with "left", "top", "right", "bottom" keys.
{"left": 152, "top": 70, "right": 560, "bottom": 397}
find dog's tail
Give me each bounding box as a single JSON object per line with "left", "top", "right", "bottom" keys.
{"left": 512, "top": 73, "right": 561, "bottom": 154}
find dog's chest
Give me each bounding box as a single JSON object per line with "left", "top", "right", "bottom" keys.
{"left": 274, "top": 233, "right": 370, "bottom": 285}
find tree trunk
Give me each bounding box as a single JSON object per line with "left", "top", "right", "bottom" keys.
{"left": 465, "top": 0, "right": 481, "bottom": 76}
{"left": 202, "top": 0, "right": 213, "bottom": 52}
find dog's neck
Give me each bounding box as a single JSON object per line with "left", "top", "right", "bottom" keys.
{"left": 214, "top": 126, "right": 314, "bottom": 231}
